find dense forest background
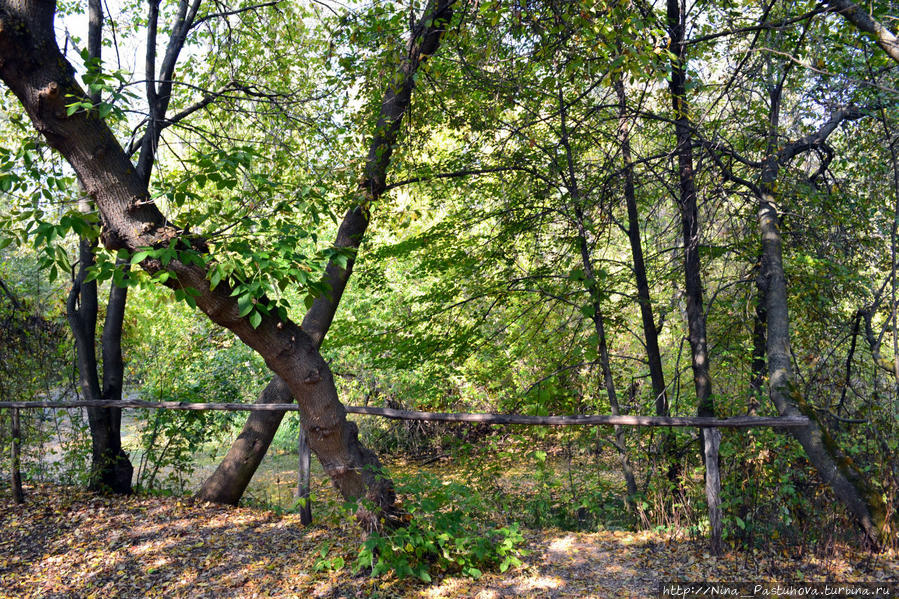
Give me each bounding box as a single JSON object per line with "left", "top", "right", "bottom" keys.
{"left": 0, "top": 0, "right": 897, "bottom": 580}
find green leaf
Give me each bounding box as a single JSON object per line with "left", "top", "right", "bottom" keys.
{"left": 131, "top": 250, "right": 152, "bottom": 264}
{"left": 237, "top": 294, "right": 254, "bottom": 317}
{"left": 249, "top": 310, "right": 262, "bottom": 329}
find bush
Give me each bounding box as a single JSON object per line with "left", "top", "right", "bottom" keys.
{"left": 339, "top": 472, "right": 525, "bottom": 581}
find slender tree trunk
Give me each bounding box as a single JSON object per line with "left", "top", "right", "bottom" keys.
{"left": 11, "top": 408, "right": 24, "bottom": 504}
{"left": 574, "top": 205, "right": 639, "bottom": 501}
{"left": 98, "top": 261, "right": 133, "bottom": 493}
{"left": 614, "top": 77, "right": 668, "bottom": 418}
{"left": 559, "top": 79, "right": 638, "bottom": 502}
{"left": 614, "top": 73, "right": 680, "bottom": 488}
{"left": 666, "top": 0, "right": 721, "bottom": 554}
{"left": 297, "top": 426, "right": 312, "bottom": 525}
{"left": 196, "top": 2, "right": 454, "bottom": 506}
{"left": 749, "top": 254, "right": 768, "bottom": 415}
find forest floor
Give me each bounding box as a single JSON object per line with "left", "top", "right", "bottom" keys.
{"left": 0, "top": 483, "right": 896, "bottom": 599}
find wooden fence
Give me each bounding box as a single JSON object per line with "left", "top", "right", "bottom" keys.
{"left": 0, "top": 399, "right": 810, "bottom": 552}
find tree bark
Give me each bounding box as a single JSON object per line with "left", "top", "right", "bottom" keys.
{"left": 196, "top": 1, "right": 454, "bottom": 505}
{"left": 0, "top": 0, "right": 452, "bottom": 529}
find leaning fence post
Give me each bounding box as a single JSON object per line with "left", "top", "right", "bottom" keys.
{"left": 11, "top": 408, "right": 24, "bottom": 504}
{"left": 297, "top": 425, "right": 312, "bottom": 525}
{"left": 703, "top": 427, "right": 722, "bottom": 555}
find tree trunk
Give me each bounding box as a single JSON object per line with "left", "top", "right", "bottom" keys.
{"left": 614, "top": 77, "right": 668, "bottom": 418}
{"left": 196, "top": 206, "right": 368, "bottom": 505}
{"left": 559, "top": 79, "right": 638, "bottom": 503}
{"left": 297, "top": 426, "right": 312, "bottom": 525}
{"left": 96, "top": 261, "right": 133, "bottom": 493}
{"left": 827, "top": 0, "right": 899, "bottom": 65}
{"left": 62, "top": 0, "right": 132, "bottom": 495}
{"left": 0, "top": 0, "right": 453, "bottom": 529}
{"left": 748, "top": 254, "right": 768, "bottom": 415}
{"left": 666, "top": 0, "right": 721, "bottom": 554}
{"left": 10, "top": 408, "right": 24, "bottom": 504}
{"left": 196, "top": 2, "right": 453, "bottom": 506}
{"left": 196, "top": 376, "right": 291, "bottom": 505}
{"left": 753, "top": 79, "right": 887, "bottom": 543}
{"left": 703, "top": 426, "right": 722, "bottom": 554}
{"left": 572, "top": 203, "right": 639, "bottom": 502}
{"left": 758, "top": 199, "right": 887, "bottom": 543}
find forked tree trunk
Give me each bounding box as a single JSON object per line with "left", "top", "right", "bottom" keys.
{"left": 196, "top": 2, "right": 454, "bottom": 505}
{"left": 0, "top": 0, "right": 453, "bottom": 530}
{"left": 67, "top": 235, "right": 132, "bottom": 494}
{"left": 64, "top": 0, "right": 132, "bottom": 495}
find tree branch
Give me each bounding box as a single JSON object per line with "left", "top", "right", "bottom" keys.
{"left": 826, "top": 0, "right": 899, "bottom": 65}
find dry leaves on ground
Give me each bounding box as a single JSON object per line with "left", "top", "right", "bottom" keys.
{"left": 0, "top": 484, "right": 895, "bottom": 598}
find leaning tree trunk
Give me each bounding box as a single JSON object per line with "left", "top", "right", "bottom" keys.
{"left": 197, "top": 207, "right": 368, "bottom": 504}
{"left": 196, "top": 2, "right": 454, "bottom": 505}
{"left": 666, "top": 0, "right": 722, "bottom": 555}
{"left": 0, "top": 0, "right": 452, "bottom": 530}
{"left": 750, "top": 77, "right": 888, "bottom": 543}
{"left": 757, "top": 197, "right": 887, "bottom": 543}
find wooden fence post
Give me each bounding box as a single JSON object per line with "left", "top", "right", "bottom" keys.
{"left": 297, "top": 426, "right": 312, "bottom": 525}
{"left": 703, "top": 427, "right": 722, "bottom": 555}
{"left": 11, "top": 409, "right": 24, "bottom": 504}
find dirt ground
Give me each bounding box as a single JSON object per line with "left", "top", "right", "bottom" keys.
{"left": 0, "top": 484, "right": 895, "bottom": 598}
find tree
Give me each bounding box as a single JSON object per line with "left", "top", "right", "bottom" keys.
{"left": 0, "top": 0, "right": 454, "bottom": 530}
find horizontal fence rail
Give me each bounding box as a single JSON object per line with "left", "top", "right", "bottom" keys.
{"left": 0, "top": 399, "right": 810, "bottom": 428}
{"left": 1, "top": 397, "right": 810, "bottom": 552}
